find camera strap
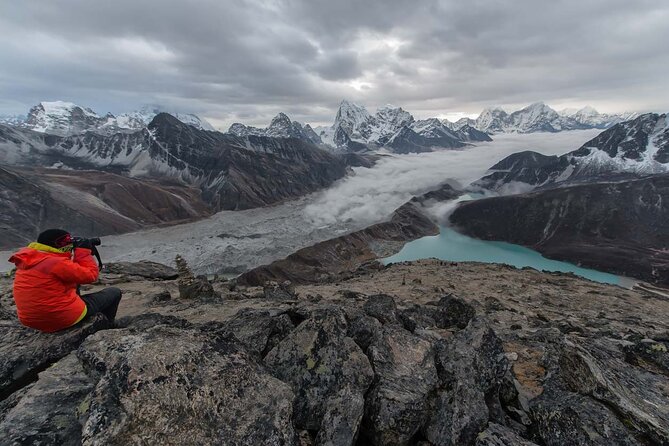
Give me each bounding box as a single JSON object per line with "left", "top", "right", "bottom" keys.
{"left": 92, "top": 246, "right": 103, "bottom": 269}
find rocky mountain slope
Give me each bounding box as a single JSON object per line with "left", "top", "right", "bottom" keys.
{"left": 0, "top": 165, "right": 211, "bottom": 249}
{"left": 1, "top": 257, "right": 667, "bottom": 445}
{"left": 462, "top": 103, "right": 636, "bottom": 135}
{"left": 0, "top": 113, "right": 348, "bottom": 211}
{"left": 475, "top": 113, "right": 669, "bottom": 191}
{"left": 0, "top": 101, "right": 216, "bottom": 135}
{"left": 451, "top": 173, "right": 669, "bottom": 284}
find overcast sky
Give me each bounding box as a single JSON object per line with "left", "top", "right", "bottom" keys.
{"left": 1, "top": 0, "right": 668, "bottom": 129}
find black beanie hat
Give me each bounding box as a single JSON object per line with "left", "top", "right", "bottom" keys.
{"left": 37, "top": 229, "right": 71, "bottom": 248}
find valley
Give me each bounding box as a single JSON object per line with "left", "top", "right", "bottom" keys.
{"left": 0, "top": 130, "right": 603, "bottom": 275}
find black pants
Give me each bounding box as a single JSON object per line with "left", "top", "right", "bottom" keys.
{"left": 80, "top": 287, "right": 122, "bottom": 322}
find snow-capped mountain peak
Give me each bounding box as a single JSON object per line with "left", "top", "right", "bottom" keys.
{"left": 3, "top": 101, "right": 217, "bottom": 135}
{"left": 472, "top": 102, "right": 636, "bottom": 134}
{"left": 268, "top": 112, "right": 293, "bottom": 130}
{"left": 25, "top": 101, "right": 108, "bottom": 135}
{"left": 333, "top": 100, "right": 374, "bottom": 135}
{"left": 476, "top": 107, "right": 509, "bottom": 133}
{"left": 227, "top": 112, "right": 322, "bottom": 144}
{"left": 374, "top": 104, "right": 414, "bottom": 129}
{"left": 508, "top": 102, "right": 561, "bottom": 132}
{"left": 40, "top": 101, "right": 98, "bottom": 118}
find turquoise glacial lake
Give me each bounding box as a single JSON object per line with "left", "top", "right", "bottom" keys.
{"left": 383, "top": 226, "right": 622, "bottom": 286}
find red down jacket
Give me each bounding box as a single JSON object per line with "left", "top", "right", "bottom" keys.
{"left": 8, "top": 243, "right": 98, "bottom": 332}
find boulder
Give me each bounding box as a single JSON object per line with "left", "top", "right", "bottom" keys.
{"left": 347, "top": 313, "right": 384, "bottom": 352}
{"left": 530, "top": 390, "right": 640, "bottom": 446}
{"left": 264, "top": 281, "right": 297, "bottom": 300}
{"left": 264, "top": 308, "right": 374, "bottom": 445}
{"left": 147, "top": 289, "right": 172, "bottom": 303}
{"left": 433, "top": 294, "right": 477, "bottom": 329}
{"left": 214, "top": 308, "right": 295, "bottom": 358}
{"left": 475, "top": 423, "right": 539, "bottom": 446}
{"left": 423, "top": 317, "right": 508, "bottom": 446}
{"left": 397, "top": 294, "right": 476, "bottom": 332}
{"left": 103, "top": 261, "right": 178, "bottom": 280}
{"left": 558, "top": 336, "right": 669, "bottom": 445}
{"left": 76, "top": 324, "right": 297, "bottom": 445}
{"left": 0, "top": 314, "right": 111, "bottom": 401}
{"left": 363, "top": 294, "right": 398, "bottom": 324}
{"left": 0, "top": 353, "right": 93, "bottom": 446}
{"left": 362, "top": 324, "right": 438, "bottom": 445}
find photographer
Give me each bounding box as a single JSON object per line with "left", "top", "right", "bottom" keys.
{"left": 8, "top": 229, "right": 122, "bottom": 333}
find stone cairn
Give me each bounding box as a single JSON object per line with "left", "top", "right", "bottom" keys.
{"left": 175, "top": 255, "right": 219, "bottom": 299}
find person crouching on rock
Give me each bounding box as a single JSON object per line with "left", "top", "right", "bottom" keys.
{"left": 8, "top": 229, "right": 122, "bottom": 332}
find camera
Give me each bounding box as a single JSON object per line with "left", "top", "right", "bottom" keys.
{"left": 72, "top": 237, "right": 102, "bottom": 248}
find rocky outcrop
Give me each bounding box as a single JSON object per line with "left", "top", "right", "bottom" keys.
{"left": 238, "top": 201, "right": 439, "bottom": 285}
{"left": 450, "top": 174, "right": 669, "bottom": 284}
{"left": 264, "top": 308, "right": 374, "bottom": 443}
{"left": 76, "top": 319, "right": 296, "bottom": 445}
{"left": 0, "top": 353, "right": 93, "bottom": 446}
{"left": 1, "top": 259, "right": 668, "bottom": 445}
{"left": 0, "top": 315, "right": 111, "bottom": 401}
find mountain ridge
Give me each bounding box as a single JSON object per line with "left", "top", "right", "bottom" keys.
{"left": 0, "top": 101, "right": 216, "bottom": 136}
{"left": 475, "top": 112, "right": 669, "bottom": 191}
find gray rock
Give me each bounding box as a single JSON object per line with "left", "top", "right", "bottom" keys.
{"left": 0, "top": 353, "right": 93, "bottom": 446}
{"left": 0, "top": 383, "right": 33, "bottom": 424}
{"left": 623, "top": 338, "right": 669, "bottom": 376}
{"left": 0, "top": 314, "right": 110, "bottom": 400}
{"left": 364, "top": 294, "right": 398, "bottom": 324}
{"left": 103, "top": 261, "right": 178, "bottom": 280}
{"left": 397, "top": 304, "right": 439, "bottom": 330}
{"left": 77, "top": 325, "right": 297, "bottom": 445}
{"left": 314, "top": 385, "right": 366, "bottom": 446}
{"left": 433, "top": 294, "right": 477, "bottom": 329}
{"left": 347, "top": 313, "right": 384, "bottom": 352}
{"left": 362, "top": 324, "right": 438, "bottom": 445}
{"left": 148, "top": 289, "right": 172, "bottom": 303}
{"left": 397, "top": 294, "right": 476, "bottom": 332}
{"left": 264, "top": 281, "right": 297, "bottom": 300}
{"left": 475, "top": 423, "right": 538, "bottom": 446}
{"left": 530, "top": 390, "right": 640, "bottom": 446}
{"left": 559, "top": 336, "right": 669, "bottom": 445}
{"left": 264, "top": 308, "right": 373, "bottom": 445}
{"left": 214, "top": 308, "right": 295, "bottom": 358}
{"left": 423, "top": 317, "right": 508, "bottom": 446}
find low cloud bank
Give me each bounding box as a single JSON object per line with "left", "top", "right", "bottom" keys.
{"left": 304, "top": 130, "right": 600, "bottom": 226}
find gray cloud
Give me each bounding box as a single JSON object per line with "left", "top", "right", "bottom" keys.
{"left": 0, "top": 0, "right": 668, "bottom": 128}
